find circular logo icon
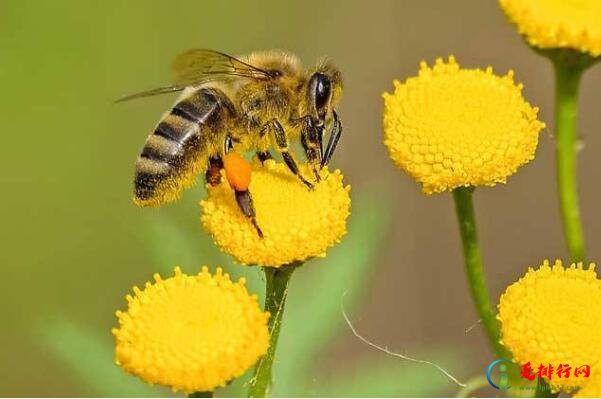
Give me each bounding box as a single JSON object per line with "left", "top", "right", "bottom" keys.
{"left": 487, "top": 359, "right": 511, "bottom": 390}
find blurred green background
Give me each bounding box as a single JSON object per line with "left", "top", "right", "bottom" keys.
{"left": 2, "top": 0, "right": 601, "bottom": 397}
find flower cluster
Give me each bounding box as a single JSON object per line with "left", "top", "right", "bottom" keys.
{"left": 201, "top": 159, "right": 351, "bottom": 267}
{"left": 575, "top": 378, "right": 601, "bottom": 398}
{"left": 498, "top": 260, "right": 601, "bottom": 392}
{"left": 383, "top": 56, "right": 544, "bottom": 194}
{"left": 113, "top": 267, "right": 269, "bottom": 393}
{"left": 499, "top": 0, "right": 601, "bottom": 57}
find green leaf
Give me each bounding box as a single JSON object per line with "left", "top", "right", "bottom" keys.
{"left": 40, "top": 318, "right": 167, "bottom": 397}
{"left": 140, "top": 213, "right": 228, "bottom": 275}
{"left": 215, "top": 369, "right": 254, "bottom": 398}
{"left": 270, "top": 187, "right": 393, "bottom": 396}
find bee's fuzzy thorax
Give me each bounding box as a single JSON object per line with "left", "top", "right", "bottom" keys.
{"left": 242, "top": 50, "right": 303, "bottom": 77}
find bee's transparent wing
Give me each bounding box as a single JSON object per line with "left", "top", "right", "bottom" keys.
{"left": 114, "top": 85, "right": 186, "bottom": 103}
{"left": 171, "top": 49, "right": 274, "bottom": 86}
{"left": 116, "top": 49, "right": 272, "bottom": 103}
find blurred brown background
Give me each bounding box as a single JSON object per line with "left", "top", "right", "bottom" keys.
{"left": 2, "top": 0, "right": 600, "bottom": 397}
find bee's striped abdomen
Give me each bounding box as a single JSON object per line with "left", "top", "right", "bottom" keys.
{"left": 134, "top": 88, "right": 234, "bottom": 206}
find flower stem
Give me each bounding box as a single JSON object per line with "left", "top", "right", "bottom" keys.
{"left": 189, "top": 391, "right": 213, "bottom": 398}
{"left": 248, "top": 263, "right": 299, "bottom": 398}
{"left": 454, "top": 375, "right": 489, "bottom": 398}
{"left": 553, "top": 58, "right": 587, "bottom": 264}
{"left": 452, "top": 187, "right": 510, "bottom": 360}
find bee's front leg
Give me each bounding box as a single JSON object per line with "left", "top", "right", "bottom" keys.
{"left": 321, "top": 110, "right": 342, "bottom": 168}
{"left": 261, "top": 120, "right": 314, "bottom": 190}
{"left": 300, "top": 116, "right": 322, "bottom": 182}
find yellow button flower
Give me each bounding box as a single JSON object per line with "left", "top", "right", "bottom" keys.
{"left": 575, "top": 378, "right": 601, "bottom": 398}
{"left": 112, "top": 267, "right": 269, "bottom": 393}
{"left": 200, "top": 159, "right": 351, "bottom": 267}
{"left": 499, "top": 0, "right": 601, "bottom": 57}
{"left": 382, "top": 56, "right": 545, "bottom": 194}
{"left": 498, "top": 260, "right": 601, "bottom": 389}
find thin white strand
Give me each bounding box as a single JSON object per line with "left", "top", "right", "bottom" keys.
{"left": 341, "top": 293, "right": 466, "bottom": 388}
{"left": 464, "top": 319, "right": 482, "bottom": 334}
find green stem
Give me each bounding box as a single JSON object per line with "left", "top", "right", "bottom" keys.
{"left": 188, "top": 391, "right": 213, "bottom": 398}
{"left": 454, "top": 375, "right": 489, "bottom": 398}
{"left": 248, "top": 263, "right": 299, "bottom": 398}
{"left": 452, "top": 187, "right": 510, "bottom": 360}
{"left": 553, "top": 58, "right": 587, "bottom": 264}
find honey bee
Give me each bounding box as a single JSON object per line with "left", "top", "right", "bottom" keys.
{"left": 118, "top": 49, "right": 343, "bottom": 236}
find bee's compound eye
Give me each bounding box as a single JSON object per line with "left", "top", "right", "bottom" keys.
{"left": 311, "top": 73, "right": 332, "bottom": 111}
{"left": 223, "top": 153, "right": 252, "bottom": 191}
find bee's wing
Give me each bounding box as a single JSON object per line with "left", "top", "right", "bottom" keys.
{"left": 114, "top": 85, "right": 186, "bottom": 103}
{"left": 115, "top": 49, "right": 273, "bottom": 103}
{"left": 171, "top": 49, "right": 274, "bottom": 86}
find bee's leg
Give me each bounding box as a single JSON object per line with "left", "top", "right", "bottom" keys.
{"left": 321, "top": 110, "right": 342, "bottom": 168}
{"left": 234, "top": 189, "right": 263, "bottom": 238}
{"left": 205, "top": 156, "right": 224, "bottom": 186}
{"left": 262, "top": 120, "right": 314, "bottom": 190}
{"left": 256, "top": 150, "right": 273, "bottom": 164}
{"left": 300, "top": 120, "right": 322, "bottom": 182}
{"left": 221, "top": 136, "right": 263, "bottom": 238}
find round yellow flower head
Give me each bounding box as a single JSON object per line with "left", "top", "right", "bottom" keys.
{"left": 112, "top": 267, "right": 270, "bottom": 393}
{"left": 499, "top": 0, "right": 601, "bottom": 57}
{"left": 201, "top": 159, "right": 351, "bottom": 267}
{"left": 498, "top": 260, "right": 601, "bottom": 388}
{"left": 382, "top": 56, "right": 545, "bottom": 194}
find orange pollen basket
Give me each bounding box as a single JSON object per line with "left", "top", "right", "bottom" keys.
{"left": 223, "top": 153, "right": 252, "bottom": 191}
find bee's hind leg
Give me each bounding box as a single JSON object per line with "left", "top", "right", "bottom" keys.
{"left": 220, "top": 137, "right": 263, "bottom": 238}
{"left": 234, "top": 189, "right": 263, "bottom": 238}
{"left": 262, "top": 119, "right": 314, "bottom": 190}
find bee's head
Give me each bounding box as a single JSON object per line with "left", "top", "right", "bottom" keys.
{"left": 306, "top": 61, "right": 342, "bottom": 123}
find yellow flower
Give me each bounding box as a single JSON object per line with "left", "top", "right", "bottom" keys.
{"left": 575, "top": 378, "right": 601, "bottom": 397}
{"left": 499, "top": 0, "right": 601, "bottom": 57}
{"left": 498, "top": 260, "right": 601, "bottom": 389}
{"left": 382, "top": 56, "right": 545, "bottom": 194}
{"left": 201, "top": 159, "right": 351, "bottom": 267}
{"left": 112, "top": 267, "right": 269, "bottom": 393}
